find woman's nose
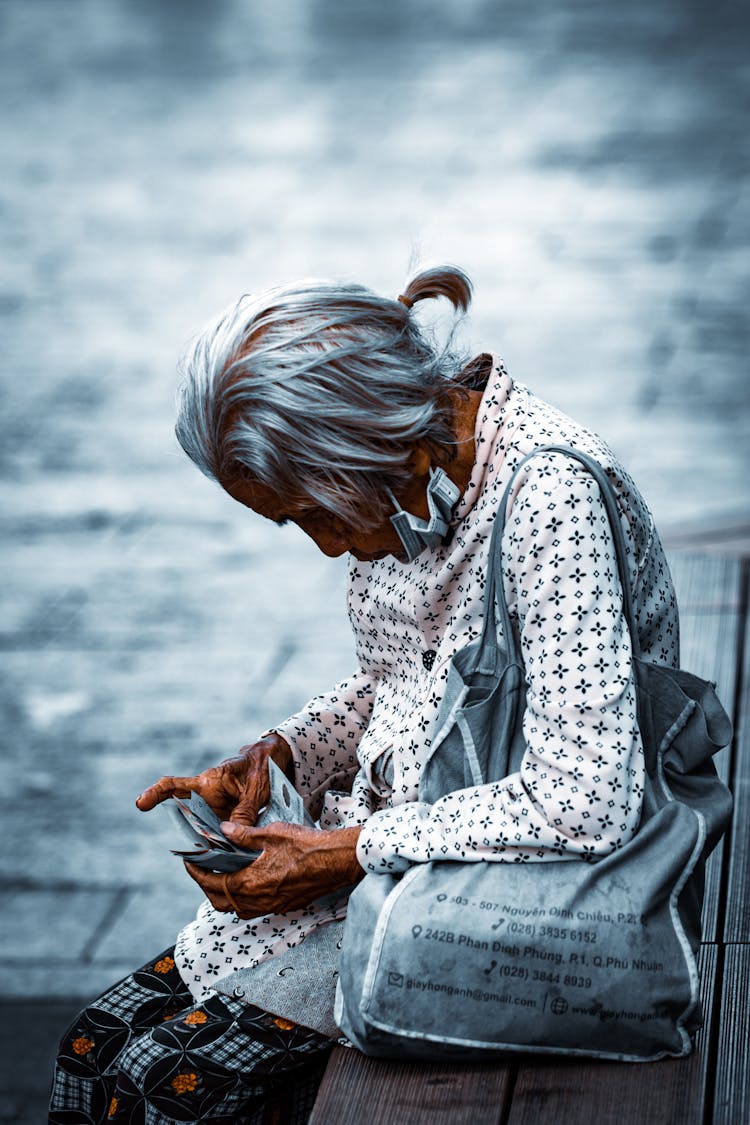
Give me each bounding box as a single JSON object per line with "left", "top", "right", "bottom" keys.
{"left": 302, "top": 529, "right": 344, "bottom": 556}
{"left": 299, "top": 519, "right": 349, "bottom": 557}
{"left": 310, "top": 532, "right": 349, "bottom": 557}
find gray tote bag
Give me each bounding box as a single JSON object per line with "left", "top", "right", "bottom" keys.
{"left": 336, "top": 446, "right": 733, "bottom": 1062}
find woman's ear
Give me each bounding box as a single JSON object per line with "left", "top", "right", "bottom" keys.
{"left": 406, "top": 443, "right": 432, "bottom": 479}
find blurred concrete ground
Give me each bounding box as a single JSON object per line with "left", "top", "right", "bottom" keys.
{"left": 0, "top": 0, "right": 748, "bottom": 1117}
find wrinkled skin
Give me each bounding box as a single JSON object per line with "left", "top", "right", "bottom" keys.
{"left": 136, "top": 733, "right": 292, "bottom": 826}
{"left": 136, "top": 732, "right": 363, "bottom": 916}
{"left": 184, "top": 822, "right": 364, "bottom": 918}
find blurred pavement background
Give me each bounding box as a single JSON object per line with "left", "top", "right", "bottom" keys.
{"left": 0, "top": 0, "right": 748, "bottom": 1117}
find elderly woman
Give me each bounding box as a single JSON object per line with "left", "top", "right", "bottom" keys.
{"left": 50, "top": 266, "right": 678, "bottom": 1122}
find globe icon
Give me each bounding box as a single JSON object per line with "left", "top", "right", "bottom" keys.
{"left": 550, "top": 996, "right": 569, "bottom": 1015}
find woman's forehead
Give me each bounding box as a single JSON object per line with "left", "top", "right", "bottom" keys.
{"left": 222, "top": 477, "right": 311, "bottom": 521}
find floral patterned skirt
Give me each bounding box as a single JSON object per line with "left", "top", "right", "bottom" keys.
{"left": 48, "top": 947, "right": 333, "bottom": 1124}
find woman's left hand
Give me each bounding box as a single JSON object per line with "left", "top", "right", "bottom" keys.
{"left": 183, "top": 822, "right": 364, "bottom": 918}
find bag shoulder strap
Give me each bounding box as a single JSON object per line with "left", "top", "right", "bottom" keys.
{"left": 482, "top": 444, "right": 640, "bottom": 659}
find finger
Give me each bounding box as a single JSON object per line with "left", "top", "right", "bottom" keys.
{"left": 221, "top": 821, "right": 263, "bottom": 848}
{"left": 230, "top": 793, "right": 264, "bottom": 828}
{"left": 183, "top": 863, "right": 240, "bottom": 915}
{"left": 237, "top": 743, "right": 259, "bottom": 757}
{"left": 136, "top": 776, "right": 198, "bottom": 810}
{"left": 230, "top": 759, "right": 272, "bottom": 826}
{"left": 224, "top": 821, "right": 309, "bottom": 844}
{"left": 183, "top": 861, "right": 228, "bottom": 894}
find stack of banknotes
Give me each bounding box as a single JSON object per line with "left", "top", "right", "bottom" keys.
{"left": 165, "top": 759, "right": 313, "bottom": 872}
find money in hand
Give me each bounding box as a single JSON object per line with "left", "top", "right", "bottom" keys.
{"left": 163, "top": 759, "right": 313, "bottom": 872}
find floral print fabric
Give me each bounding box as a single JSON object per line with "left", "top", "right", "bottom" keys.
{"left": 49, "top": 947, "right": 332, "bottom": 1123}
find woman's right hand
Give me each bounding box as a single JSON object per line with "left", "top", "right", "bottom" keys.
{"left": 135, "top": 733, "right": 293, "bottom": 826}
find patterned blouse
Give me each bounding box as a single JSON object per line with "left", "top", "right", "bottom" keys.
{"left": 175, "top": 357, "right": 679, "bottom": 1005}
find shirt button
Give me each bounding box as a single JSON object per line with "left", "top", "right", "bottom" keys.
{"left": 422, "top": 649, "right": 437, "bottom": 671}
{"left": 232, "top": 986, "right": 246, "bottom": 999}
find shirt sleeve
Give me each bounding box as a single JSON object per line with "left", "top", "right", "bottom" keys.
{"left": 356, "top": 454, "right": 644, "bottom": 873}
{"left": 271, "top": 668, "right": 375, "bottom": 813}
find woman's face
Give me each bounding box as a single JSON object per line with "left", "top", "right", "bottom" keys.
{"left": 222, "top": 450, "right": 433, "bottom": 563}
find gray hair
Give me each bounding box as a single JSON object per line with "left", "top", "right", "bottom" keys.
{"left": 175, "top": 265, "right": 474, "bottom": 532}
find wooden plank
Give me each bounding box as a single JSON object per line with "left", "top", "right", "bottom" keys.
{"left": 309, "top": 1047, "right": 513, "bottom": 1124}
{"left": 668, "top": 553, "right": 741, "bottom": 614}
{"left": 678, "top": 608, "right": 738, "bottom": 940}
{"left": 506, "top": 944, "right": 717, "bottom": 1125}
{"left": 724, "top": 591, "right": 749, "bottom": 943}
{"left": 702, "top": 843, "right": 725, "bottom": 944}
{"left": 677, "top": 611, "right": 739, "bottom": 735}
{"left": 660, "top": 520, "right": 750, "bottom": 558}
{"left": 673, "top": 558, "right": 741, "bottom": 942}
{"left": 712, "top": 945, "right": 750, "bottom": 1125}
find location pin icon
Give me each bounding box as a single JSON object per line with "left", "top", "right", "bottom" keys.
{"left": 412, "top": 925, "right": 423, "bottom": 939}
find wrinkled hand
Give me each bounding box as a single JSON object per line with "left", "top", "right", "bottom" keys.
{"left": 135, "top": 733, "right": 293, "bottom": 825}
{"left": 184, "top": 822, "right": 364, "bottom": 917}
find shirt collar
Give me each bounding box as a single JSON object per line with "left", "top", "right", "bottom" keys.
{"left": 451, "top": 355, "right": 512, "bottom": 527}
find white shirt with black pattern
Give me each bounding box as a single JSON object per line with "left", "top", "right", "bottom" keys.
{"left": 174, "top": 358, "right": 679, "bottom": 1002}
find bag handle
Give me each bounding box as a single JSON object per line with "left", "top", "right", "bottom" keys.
{"left": 480, "top": 445, "right": 639, "bottom": 662}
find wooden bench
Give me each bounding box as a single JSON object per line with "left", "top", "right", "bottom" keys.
{"left": 309, "top": 552, "right": 749, "bottom": 1124}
